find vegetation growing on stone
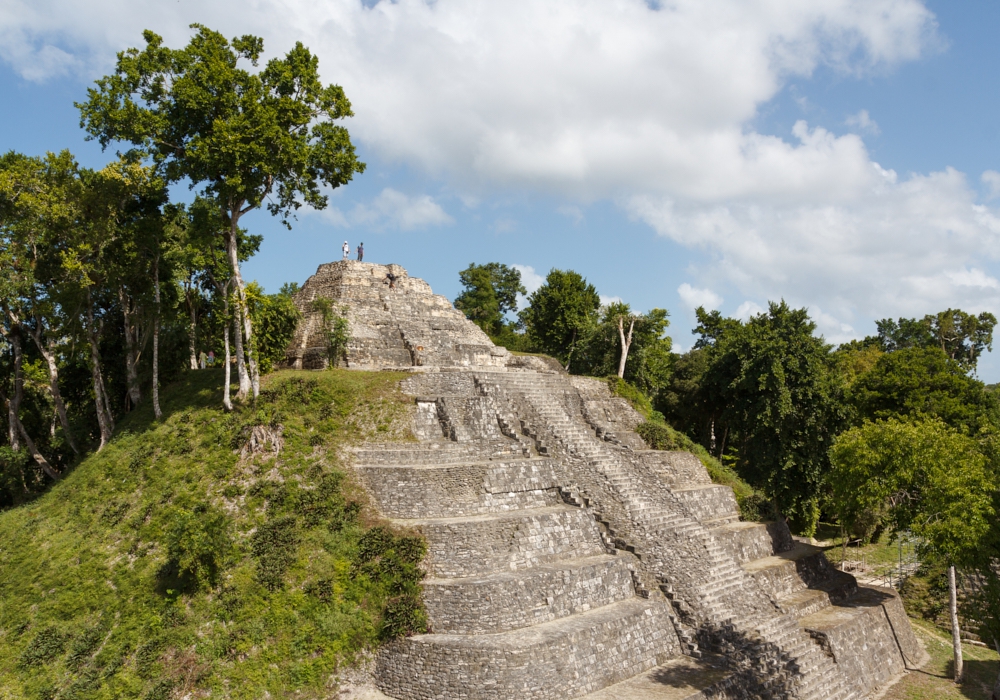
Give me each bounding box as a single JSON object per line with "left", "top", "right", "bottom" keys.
{"left": 0, "top": 369, "right": 425, "bottom": 699}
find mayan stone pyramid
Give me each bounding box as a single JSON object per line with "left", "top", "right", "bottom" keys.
{"left": 286, "top": 260, "right": 927, "bottom": 700}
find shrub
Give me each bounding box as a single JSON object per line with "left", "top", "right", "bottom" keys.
{"left": 162, "top": 502, "right": 232, "bottom": 591}
{"left": 18, "top": 626, "right": 66, "bottom": 668}
{"left": 250, "top": 515, "right": 300, "bottom": 590}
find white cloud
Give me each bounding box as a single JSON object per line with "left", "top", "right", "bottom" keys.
{"left": 513, "top": 264, "right": 546, "bottom": 294}
{"left": 983, "top": 170, "right": 1000, "bottom": 200}
{"left": 349, "top": 188, "right": 453, "bottom": 230}
{"left": 735, "top": 301, "right": 765, "bottom": 320}
{"left": 11, "top": 0, "right": 993, "bottom": 331}
{"left": 677, "top": 283, "right": 723, "bottom": 310}
{"left": 600, "top": 295, "right": 624, "bottom": 307}
{"left": 845, "top": 109, "right": 880, "bottom": 135}
{"left": 810, "top": 306, "right": 857, "bottom": 345}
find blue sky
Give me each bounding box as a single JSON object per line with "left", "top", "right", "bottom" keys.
{"left": 2, "top": 0, "right": 999, "bottom": 377}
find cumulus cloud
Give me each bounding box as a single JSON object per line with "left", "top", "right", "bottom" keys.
{"left": 513, "top": 264, "right": 546, "bottom": 295}
{"left": 678, "top": 283, "right": 723, "bottom": 310}
{"left": 735, "top": 301, "right": 766, "bottom": 320}
{"left": 348, "top": 188, "right": 453, "bottom": 230}
{"left": 8, "top": 0, "right": 993, "bottom": 335}
{"left": 845, "top": 109, "right": 880, "bottom": 134}
{"left": 600, "top": 295, "right": 625, "bottom": 307}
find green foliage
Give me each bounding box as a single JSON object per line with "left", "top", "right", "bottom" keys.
{"left": 519, "top": 269, "right": 600, "bottom": 370}
{"left": 873, "top": 308, "right": 996, "bottom": 370}
{"left": 310, "top": 297, "right": 350, "bottom": 368}
{"left": 656, "top": 347, "right": 713, "bottom": 446}
{"left": 575, "top": 304, "right": 672, "bottom": 393}
{"left": 246, "top": 282, "right": 300, "bottom": 374}
{"left": 830, "top": 417, "right": 994, "bottom": 563}
{"left": 354, "top": 527, "right": 427, "bottom": 640}
{"left": 161, "top": 502, "right": 232, "bottom": 591}
{"left": 0, "top": 369, "right": 424, "bottom": 698}
{"left": 250, "top": 515, "right": 299, "bottom": 590}
{"left": 696, "top": 301, "right": 844, "bottom": 534}
{"left": 847, "top": 346, "right": 998, "bottom": 433}
{"left": 78, "top": 25, "right": 365, "bottom": 227}
{"left": 454, "top": 263, "right": 526, "bottom": 336}
{"left": 18, "top": 627, "right": 67, "bottom": 668}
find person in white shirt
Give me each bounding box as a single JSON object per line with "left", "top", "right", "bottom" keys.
{"left": 342, "top": 241, "right": 350, "bottom": 260}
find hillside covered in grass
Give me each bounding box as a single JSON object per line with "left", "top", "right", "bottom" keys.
{"left": 0, "top": 369, "right": 427, "bottom": 700}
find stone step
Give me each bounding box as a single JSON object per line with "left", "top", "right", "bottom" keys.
{"left": 375, "top": 598, "right": 682, "bottom": 700}
{"left": 776, "top": 572, "right": 857, "bottom": 619}
{"left": 422, "top": 554, "right": 637, "bottom": 634}
{"left": 350, "top": 443, "right": 489, "bottom": 465}
{"left": 742, "top": 541, "right": 842, "bottom": 600}
{"left": 709, "top": 520, "right": 794, "bottom": 564}
{"left": 797, "top": 587, "right": 916, "bottom": 694}
{"left": 358, "top": 457, "right": 563, "bottom": 518}
{"left": 577, "top": 653, "right": 734, "bottom": 700}
{"left": 396, "top": 505, "right": 607, "bottom": 578}
{"left": 671, "top": 484, "right": 740, "bottom": 524}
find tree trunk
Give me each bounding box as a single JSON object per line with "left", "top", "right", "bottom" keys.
{"left": 232, "top": 304, "right": 250, "bottom": 399}
{"left": 86, "top": 288, "right": 114, "bottom": 450}
{"left": 185, "top": 281, "right": 199, "bottom": 370}
{"left": 950, "top": 565, "right": 964, "bottom": 683}
{"left": 617, "top": 316, "right": 635, "bottom": 378}
{"left": 152, "top": 254, "right": 162, "bottom": 420}
{"left": 224, "top": 218, "right": 259, "bottom": 399}
{"left": 6, "top": 323, "right": 24, "bottom": 451}
{"left": 222, "top": 291, "right": 233, "bottom": 411}
{"left": 563, "top": 329, "right": 577, "bottom": 372}
{"left": 0, "top": 385, "right": 59, "bottom": 480}
{"left": 119, "top": 287, "right": 142, "bottom": 409}
{"left": 24, "top": 320, "right": 78, "bottom": 454}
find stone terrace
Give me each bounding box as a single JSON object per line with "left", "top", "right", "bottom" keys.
{"left": 288, "top": 261, "right": 927, "bottom": 700}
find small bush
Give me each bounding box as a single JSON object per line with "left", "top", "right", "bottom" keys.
{"left": 635, "top": 422, "right": 678, "bottom": 450}
{"left": 251, "top": 515, "right": 300, "bottom": 590}
{"left": 380, "top": 595, "right": 428, "bottom": 640}
{"left": 66, "top": 626, "right": 103, "bottom": 671}
{"left": 18, "top": 626, "right": 66, "bottom": 668}
{"left": 162, "top": 502, "right": 232, "bottom": 591}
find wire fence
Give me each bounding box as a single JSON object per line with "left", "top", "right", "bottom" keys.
{"left": 838, "top": 532, "right": 921, "bottom": 590}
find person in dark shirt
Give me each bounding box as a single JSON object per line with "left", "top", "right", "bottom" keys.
{"left": 357, "top": 242, "right": 364, "bottom": 261}
{"left": 384, "top": 272, "right": 397, "bottom": 290}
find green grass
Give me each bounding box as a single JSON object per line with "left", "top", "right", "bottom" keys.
{"left": 0, "top": 369, "right": 424, "bottom": 700}
{"left": 883, "top": 618, "right": 999, "bottom": 700}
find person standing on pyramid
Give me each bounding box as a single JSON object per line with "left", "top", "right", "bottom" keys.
{"left": 357, "top": 242, "right": 364, "bottom": 261}
{"left": 342, "top": 240, "right": 350, "bottom": 260}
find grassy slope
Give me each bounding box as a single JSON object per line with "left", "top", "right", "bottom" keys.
{"left": 0, "top": 369, "right": 421, "bottom": 700}
{"left": 884, "top": 619, "right": 998, "bottom": 700}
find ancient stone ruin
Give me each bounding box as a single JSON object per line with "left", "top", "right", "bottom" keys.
{"left": 287, "top": 261, "right": 927, "bottom": 699}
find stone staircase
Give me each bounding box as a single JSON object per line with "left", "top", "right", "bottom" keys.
{"left": 288, "top": 262, "right": 926, "bottom": 699}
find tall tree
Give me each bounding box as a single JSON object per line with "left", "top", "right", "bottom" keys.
{"left": 0, "top": 150, "right": 81, "bottom": 455}
{"left": 699, "top": 301, "right": 844, "bottom": 533}
{"left": 454, "top": 263, "right": 526, "bottom": 336}
{"left": 520, "top": 269, "right": 600, "bottom": 371}
{"left": 79, "top": 24, "right": 365, "bottom": 402}
{"left": 848, "top": 347, "right": 998, "bottom": 433}
{"left": 830, "top": 417, "right": 996, "bottom": 682}
{"left": 873, "top": 308, "right": 996, "bottom": 371}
